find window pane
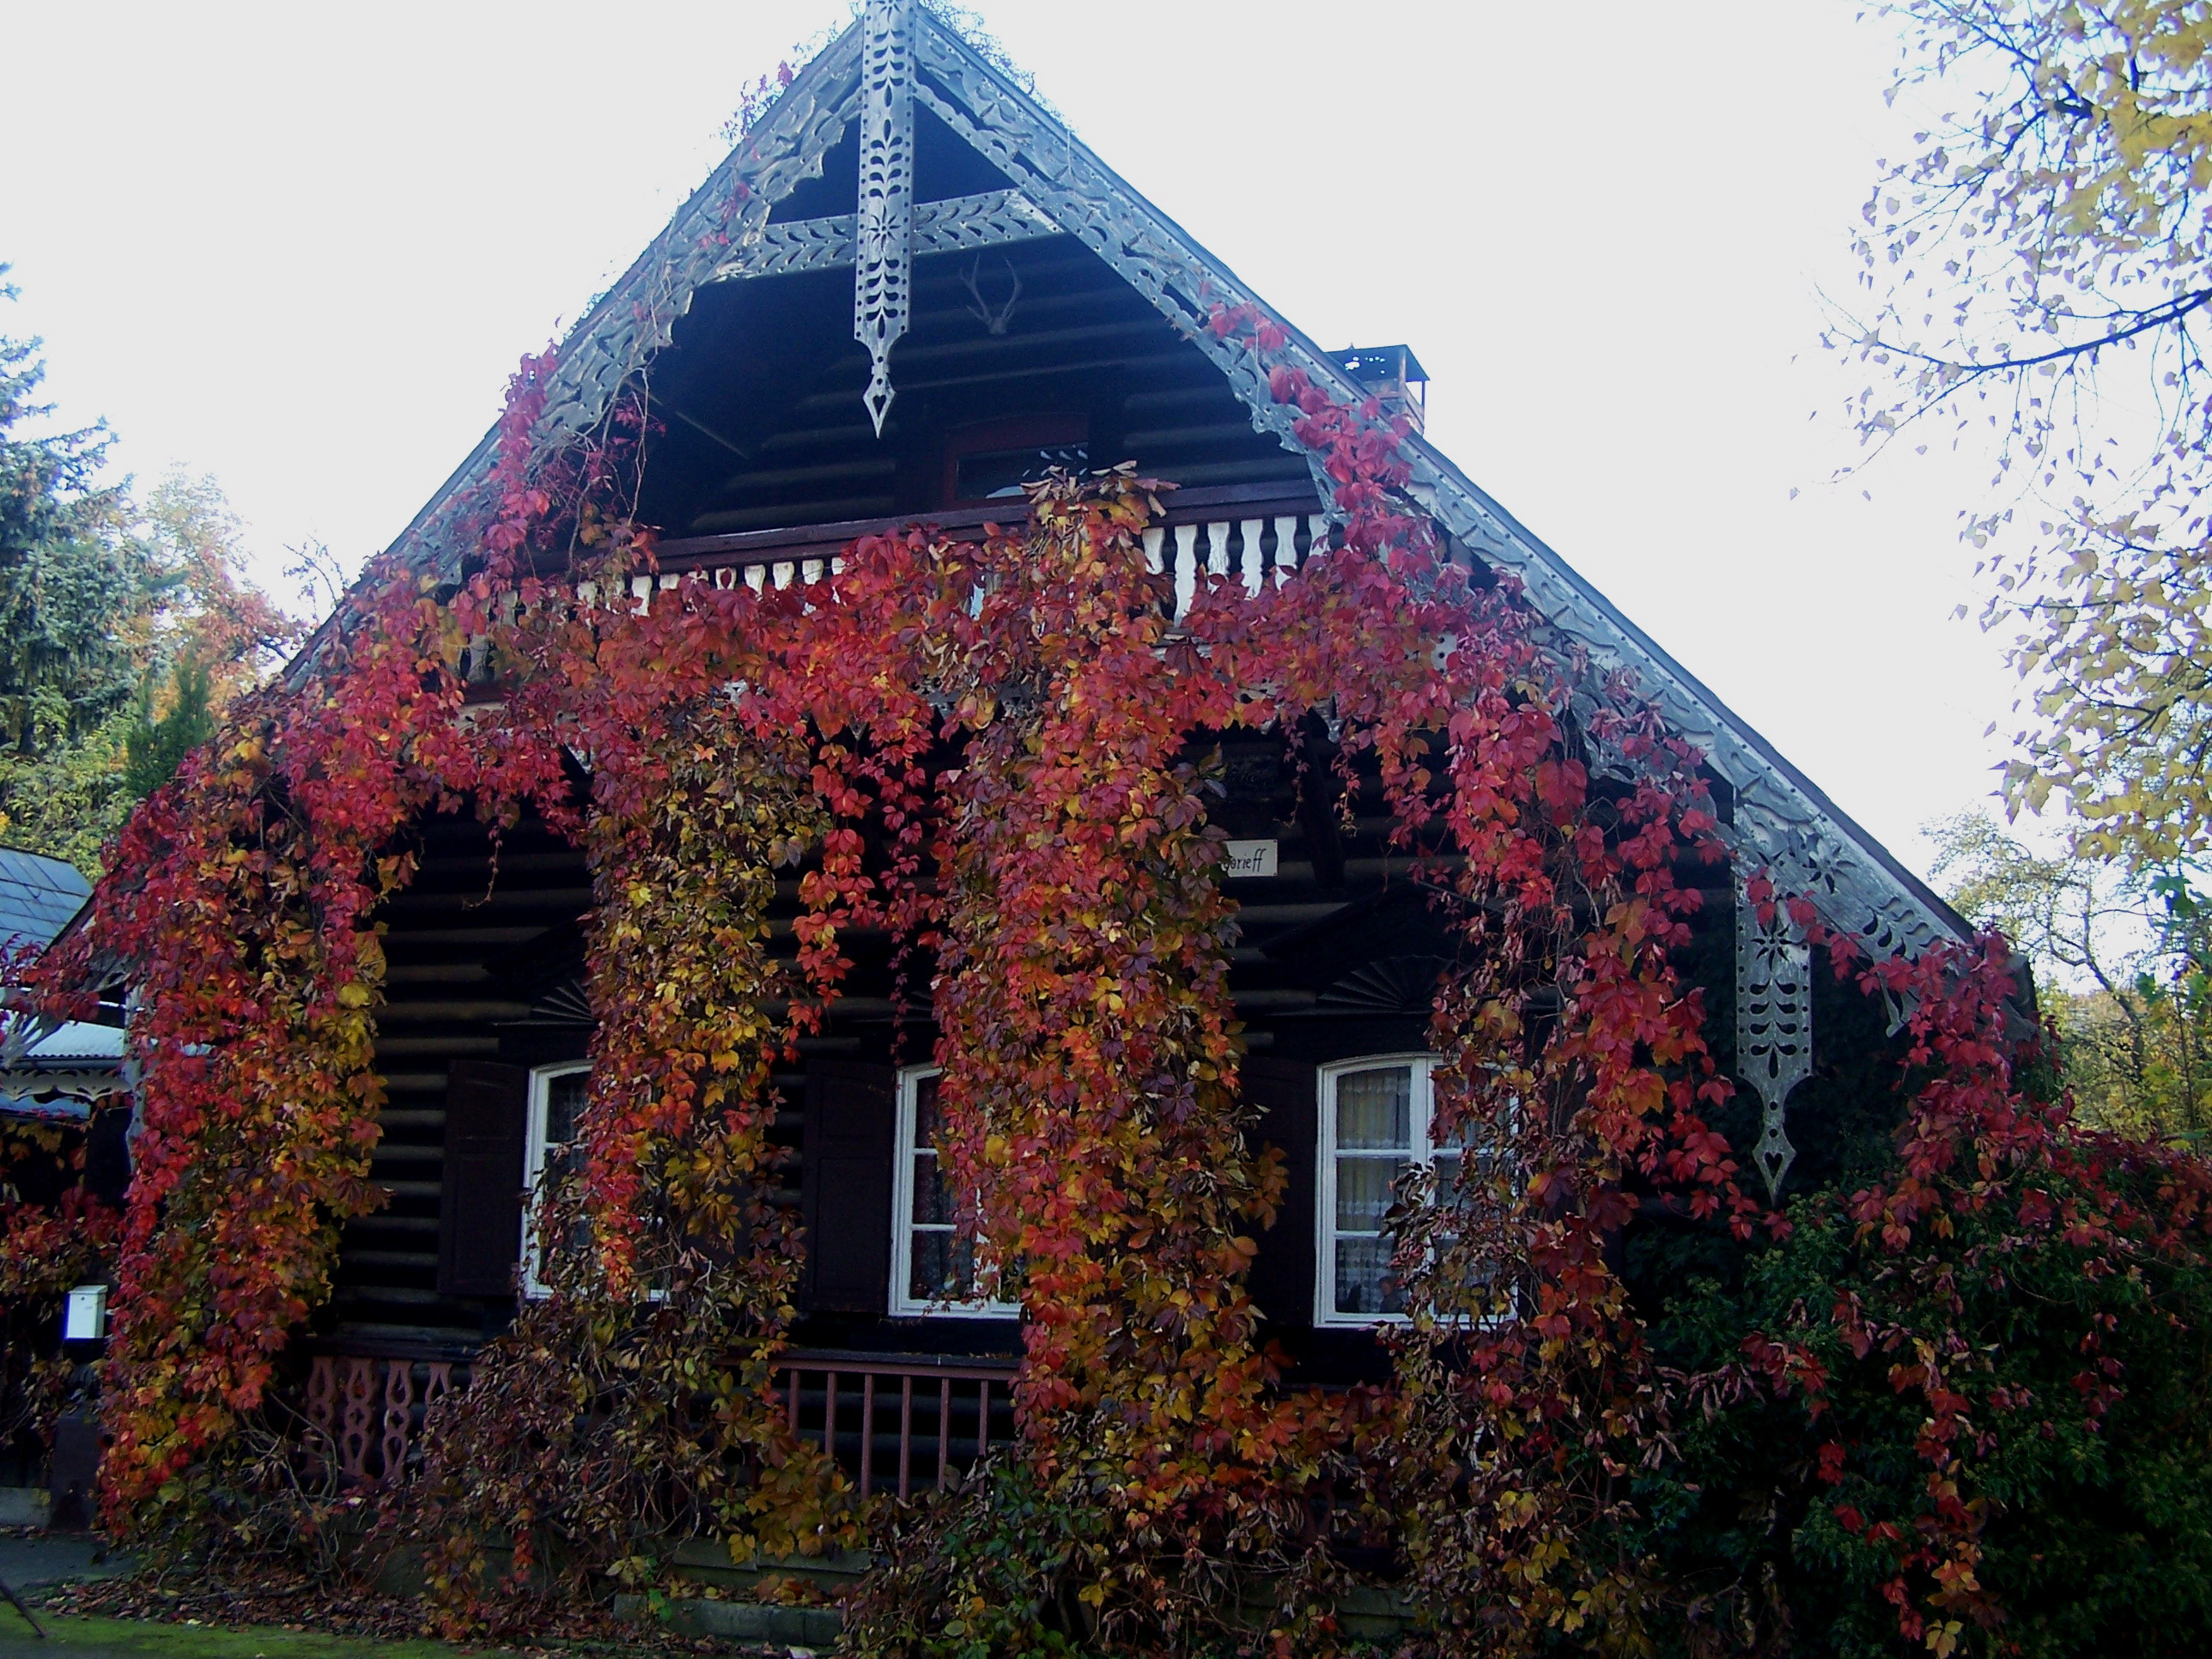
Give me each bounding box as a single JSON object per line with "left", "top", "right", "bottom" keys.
{"left": 912, "top": 1152, "right": 957, "bottom": 1225}
{"left": 1335, "top": 1154, "right": 1408, "bottom": 1231}
{"left": 1335, "top": 1066, "right": 1412, "bottom": 1150}
{"left": 1334, "top": 1235, "right": 1406, "bottom": 1316}
{"left": 544, "top": 1070, "right": 588, "bottom": 1145}
{"left": 914, "top": 1073, "right": 944, "bottom": 1142}
{"left": 955, "top": 442, "right": 1090, "bottom": 501}
{"left": 1434, "top": 1150, "right": 1462, "bottom": 1198}
{"left": 552, "top": 1207, "right": 591, "bottom": 1266}
{"left": 1431, "top": 1113, "right": 1479, "bottom": 1152}
{"left": 908, "top": 1230, "right": 979, "bottom": 1303}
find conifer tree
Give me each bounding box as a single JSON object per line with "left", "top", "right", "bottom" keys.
{"left": 0, "top": 267, "right": 295, "bottom": 870}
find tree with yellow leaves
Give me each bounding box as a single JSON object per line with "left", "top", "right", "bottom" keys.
{"left": 1927, "top": 809, "right": 2210, "bottom": 1139}
{"left": 1850, "top": 3, "right": 2212, "bottom": 866}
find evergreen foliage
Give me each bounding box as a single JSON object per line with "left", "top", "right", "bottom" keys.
{"left": 0, "top": 269, "right": 295, "bottom": 870}
{"left": 0, "top": 268, "right": 139, "bottom": 760}
{"left": 123, "top": 656, "right": 214, "bottom": 799}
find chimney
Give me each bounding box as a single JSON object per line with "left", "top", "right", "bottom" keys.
{"left": 1329, "top": 344, "right": 1429, "bottom": 434}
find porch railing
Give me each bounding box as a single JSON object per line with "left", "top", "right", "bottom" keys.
{"left": 296, "top": 1346, "right": 1015, "bottom": 1500}
{"left": 600, "top": 484, "right": 1334, "bottom": 626}
{"left": 301, "top": 1352, "right": 465, "bottom": 1487}
{"left": 771, "top": 1350, "right": 1018, "bottom": 1501}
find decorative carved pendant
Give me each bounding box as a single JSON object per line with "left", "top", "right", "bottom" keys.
{"left": 854, "top": 0, "right": 915, "bottom": 437}
{"left": 1737, "top": 872, "right": 1813, "bottom": 1201}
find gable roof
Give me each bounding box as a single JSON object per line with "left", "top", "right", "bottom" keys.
{"left": 373, "top": 3, "right": 1966, "bottom": 962}
{"left": 0, "top": 846, "right": 92, "bottom": 953}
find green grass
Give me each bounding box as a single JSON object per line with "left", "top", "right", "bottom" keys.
{"left": 0, "top": 1614, "right": 482, "bottom": 1659}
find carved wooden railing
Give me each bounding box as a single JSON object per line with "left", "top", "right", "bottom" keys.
{"left": 295, "top": 1346, "right": 1015, "bottom": 1499}
{"left": 771, "top": 1349, "right": 1018, "bottom": 1501}
{"left": 604, "top": 483, "right": 1333, "bottom": 626}
{"left": 301, "top": 1352, "right": 465, "bottom": 1487}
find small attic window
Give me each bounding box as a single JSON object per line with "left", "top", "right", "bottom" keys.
{"left": 943, "top": 415, "right": 1088, "bottom": 506}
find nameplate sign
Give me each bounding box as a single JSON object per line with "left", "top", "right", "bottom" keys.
{"left": 1223, "top": 839, "right": 1279, "bottom": 879}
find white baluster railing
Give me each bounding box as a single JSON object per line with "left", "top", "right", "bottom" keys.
{"left": 580, "top": 510, "right": 1334, "bottom": 622}
{"left": 1151, "top": 514, "right": 1330, "bottom": 620}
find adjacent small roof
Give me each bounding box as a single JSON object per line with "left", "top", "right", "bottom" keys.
{"left": 21, "top": 1021, "right": 125, "bottom": 1064}
{"left": 0, "top": 851, "right": 120, "bottom": 1121}
{"left": 0, "top": 1017, "right": 126, "bottom": 1121}
{"left": 0, "top": 847, "right": 90, "bottom": 952}
{"left": 0, "top": 1093, "right": 94, "bottom": 1122}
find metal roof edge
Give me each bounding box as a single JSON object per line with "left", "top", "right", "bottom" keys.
{"left": 908, "top": 8, "right": 1967, "bottom": 951}
{"left": 1401, "top": 434, "right": 1974, "bottom": 939}
{"left": 377, "top": 15, "right": 872, "bottom": 580}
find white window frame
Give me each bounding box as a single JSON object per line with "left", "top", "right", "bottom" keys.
{"left": 520, "top": 1060, "right": 590, "bottom": 1299}
{"left": 888, "top": 1066, "right": 1018, "bottom": 1320}
{"left": 1314, "top": 1053, "right": 1454, "bottom": 1329}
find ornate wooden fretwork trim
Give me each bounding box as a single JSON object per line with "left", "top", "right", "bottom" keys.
{"left": 900, "top": 11, "right": 1972, "bottom": 1188}
{"left": 368, "top": 22, "right": 866, "bottom": 594}
{"left": 1735, "top": 868, "right": 1813, "bottom": 1200}
{"left": 853, "top": 0, "right": 916, "bottom": 437}
{"left": 1315, "top": 955, "right": 1451, "bottom": 1018}
{"left": 519, "top": 976, "right": 593, "bottom": 1028}
{"left": 710, "top": 189, "right": 1060, "bottom": 281}
{"left": 365, "top": 2, "right": 1965, "bottom": 1047}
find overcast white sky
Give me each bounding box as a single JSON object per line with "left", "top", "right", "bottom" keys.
{"left": 1, "top": 1, "right": 2024, "bottom": 878}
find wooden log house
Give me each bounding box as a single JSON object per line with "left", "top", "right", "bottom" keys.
{"left": 260, "top": 2, "right": 1972, "bottom": 1497}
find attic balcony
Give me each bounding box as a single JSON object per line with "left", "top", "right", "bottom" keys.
{"left": 602, "top": 481, "right": 1335, "bottom": 625}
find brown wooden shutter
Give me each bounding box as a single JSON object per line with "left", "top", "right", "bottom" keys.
{"left": 1243, "top": 1056, "right": 1319, "bottom": 1332}
{"left": 437, "top": 1060, "right": 530, "bottom": 1298}
{"left": 799, "top": 1061, "right": 898, "bottom": 1314}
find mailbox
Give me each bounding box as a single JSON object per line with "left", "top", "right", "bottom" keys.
{"left": 62, "top": 1283, "right": 106, "bottom": 1341}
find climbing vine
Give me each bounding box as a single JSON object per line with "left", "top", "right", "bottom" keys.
{"left": 1694, "top": 910, "right": 2212, "bottom": 1656}
{"left": 24, "top": 556, "right": 473, "bottom": 1527}
{"left": 5, "top": 279, "right": 2212, "bottom": 1659}
{"left": 411, "top": 685, "right": 854, "bottom": 1618}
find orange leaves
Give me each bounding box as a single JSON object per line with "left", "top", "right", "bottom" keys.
{"left": 38, "top": 307, "right": 1899, "bottom": 1641}
{"left": 896, "top": 474, "right": 1351, "bottom": 1603}
{"left": 17, "top": 556, "right": 482, "bottom": 1527}
{"left": 1208, "top": 316, "right": 1781, "bottom": 1644}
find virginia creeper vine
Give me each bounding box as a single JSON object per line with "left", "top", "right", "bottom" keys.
{"left": 5, "top": 280, "right": 2209, "bottom": 1659}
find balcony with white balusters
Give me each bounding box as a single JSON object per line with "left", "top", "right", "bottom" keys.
{"left": 603, "top": 483, "right": 1337, "bottom": 623}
